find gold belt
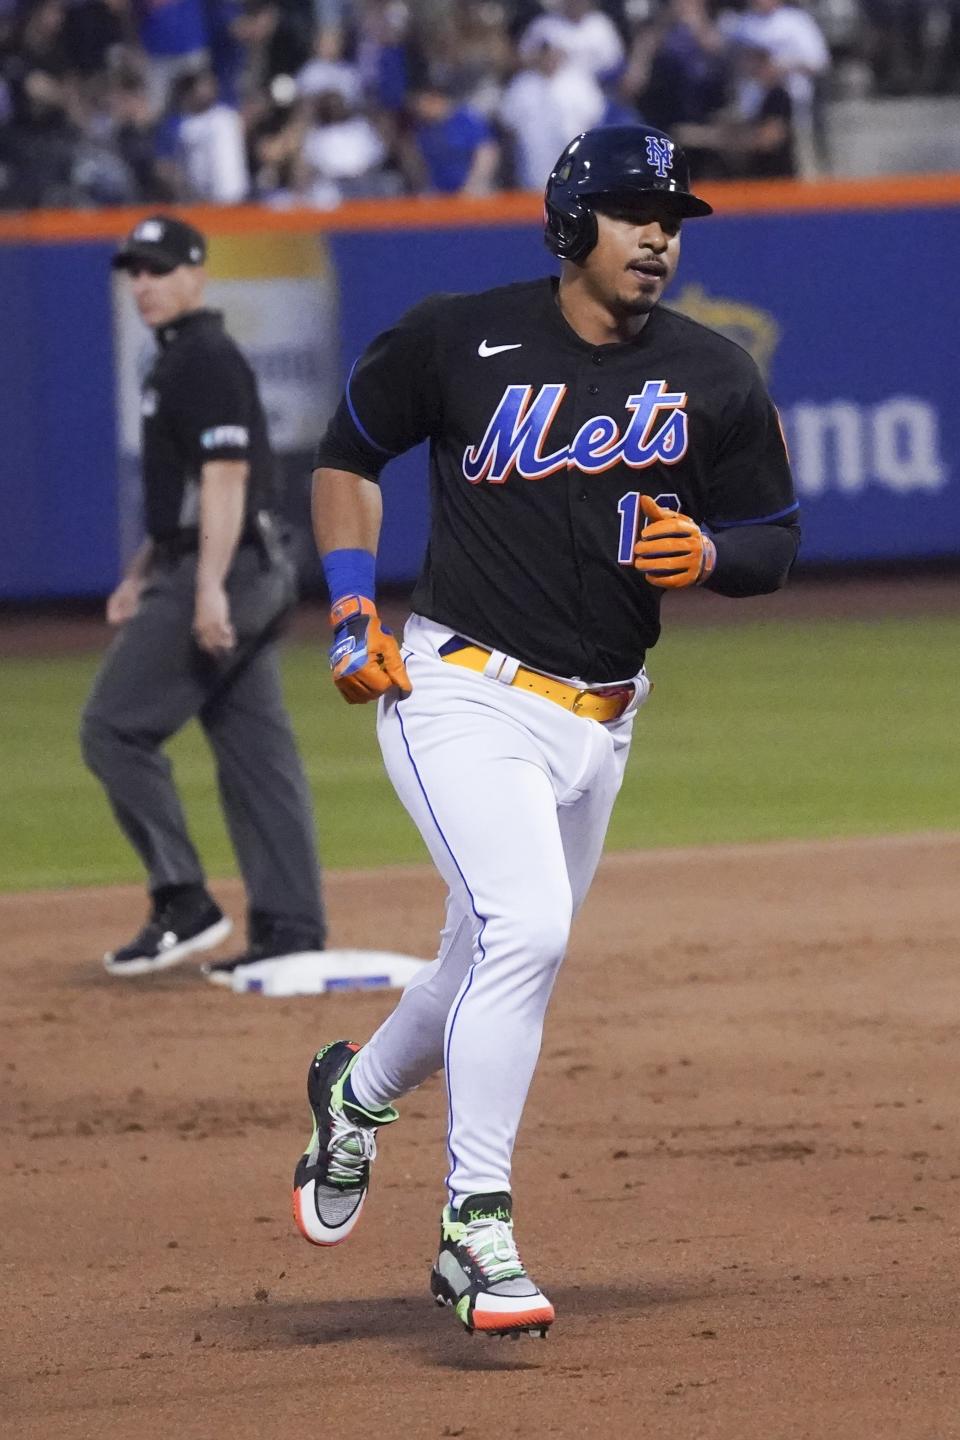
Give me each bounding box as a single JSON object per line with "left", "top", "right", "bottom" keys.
{"left": 440, "top": 643, "right": 634, "bottom": 723}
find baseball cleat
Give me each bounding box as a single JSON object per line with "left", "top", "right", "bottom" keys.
{"left": 430, "top": 1192, "right": 555, "bottom": 1338}
{"left": 292, "top": 1041, "right": 398, "bottom": 1246}
{"left": 103, "top": 893, "right": 231, "bottom": 976}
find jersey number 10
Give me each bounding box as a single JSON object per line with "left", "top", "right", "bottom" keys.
{"left": 616, "top": 491, "right": 681, "bottom": 564}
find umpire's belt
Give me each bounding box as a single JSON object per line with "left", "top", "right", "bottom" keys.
{"left": 152, "top": 511, "right": 280, "bottom": 566}
{"left": 438, "top": 638, "right": 634, "bottom": 723}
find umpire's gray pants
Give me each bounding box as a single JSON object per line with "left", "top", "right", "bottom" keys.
{"left": 80, "top": 546, "right": 324, "bottom": 937}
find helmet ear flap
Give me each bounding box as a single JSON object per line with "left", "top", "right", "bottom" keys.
{"left": 544, "top": 200, "right": 597, "bottom": 263}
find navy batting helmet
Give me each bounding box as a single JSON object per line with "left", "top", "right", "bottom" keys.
{"left": 544, "top": 125, "right": 713, "bottom": 263}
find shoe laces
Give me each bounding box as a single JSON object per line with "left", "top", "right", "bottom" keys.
{"left": 463, "top": 1216, "right": 526, "bottom": 1285}
{"left": 326, "top": 1105, "right": 377, "bottom": 1186}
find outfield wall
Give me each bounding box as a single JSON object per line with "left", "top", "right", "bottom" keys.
{"left": 1, "top": 177, "right": 958, "bottom": 600}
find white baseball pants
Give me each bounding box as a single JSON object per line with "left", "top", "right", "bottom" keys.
{"left": 350, "top": 614, "right": 648, "bottom": 1209}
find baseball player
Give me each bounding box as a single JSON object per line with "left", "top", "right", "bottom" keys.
{"left": 292, "top": 126, "right": 800, "bottom": 1338}
{"left": 82, "top": 215, "right": 326, "bottom": 978}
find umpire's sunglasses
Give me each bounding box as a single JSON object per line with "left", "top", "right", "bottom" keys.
{"left": 122, "top": 260, "right": 176, "bottom": 278}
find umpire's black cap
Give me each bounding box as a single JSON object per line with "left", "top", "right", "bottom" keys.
{"left": 112, "top": 215, "right": 207, "bottom": 274}
{"left": 545, "top": 125, "right": 712, "bottom": 263}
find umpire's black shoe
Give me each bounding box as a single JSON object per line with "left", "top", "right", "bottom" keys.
{"left": 202, "top": 921, "right": 325, "bottom": 988}
{"left": 103, "top": 891, "right": 231, "bottom": 977}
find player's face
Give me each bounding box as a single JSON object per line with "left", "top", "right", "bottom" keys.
{"left": 587, "top": 200, "right": 683, "bottom": 316}
{"left": 127, "top": 262, "right": 206, "bottom": 328}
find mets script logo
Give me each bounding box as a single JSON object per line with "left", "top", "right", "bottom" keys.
{"left": 462, "top": 381, "right": 688, "bottom": 484}
{"left": 645, "top": 136, "right": 674, "bottom": 178}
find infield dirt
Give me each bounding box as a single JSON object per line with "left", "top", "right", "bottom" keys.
{"left": 3, "top": 832, "right": 960, "bottom": 1439}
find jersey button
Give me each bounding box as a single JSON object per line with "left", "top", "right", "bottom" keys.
{"left": 591, "top": 353, "right": 603, "bottom": 366}
{"left": 588, "top": 383, "right": 599, "bottom": 395}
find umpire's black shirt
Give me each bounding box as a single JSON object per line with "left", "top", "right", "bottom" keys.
{"left": 142, "top": 309, "right": 276, "bottom": 542}
{"left": 317, "top": 278, "right": 801, "bottom": 683}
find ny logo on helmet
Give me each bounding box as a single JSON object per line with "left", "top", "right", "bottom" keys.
{"left": 645, "top": 136, "right": 674, "bottom": 179}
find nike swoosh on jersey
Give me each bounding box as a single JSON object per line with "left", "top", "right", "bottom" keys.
{"left": 478, "top": 339, "right": 523, "bottom": 357}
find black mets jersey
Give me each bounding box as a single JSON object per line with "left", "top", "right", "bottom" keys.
{"left": 316, "top": 278, "right": 800, "bottom": 683}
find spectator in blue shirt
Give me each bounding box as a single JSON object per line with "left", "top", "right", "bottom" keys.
{"left": 135, "top": 0, "right": 207, "bottom": 59}
{"left": 133, "top": 0, "right": 210, "bottom": 114}
{"left": 355, "top": 0, "right": 419, "bottom": 115}
{"left": 400, "top": 77, "right": 499, "bottom": 195}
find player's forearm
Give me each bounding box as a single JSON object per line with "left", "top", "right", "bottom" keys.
{"left": 312, "top": 468, "right": 383, "bottom": 558}
{"left": 197, "top": 460, "right": 248, "bottom": 586}
{"left": 704, "top": 522, "right": 800, "bottom": 597}
{"left": 313, "top": 468, "right": 384, "bottom": 603}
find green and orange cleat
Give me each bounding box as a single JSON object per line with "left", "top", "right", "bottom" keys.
{"left": 430, "top": 1192, "right": 555, "bottom": 1338}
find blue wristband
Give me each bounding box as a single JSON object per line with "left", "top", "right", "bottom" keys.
{"left": 322, "top": 548, "right": 376, "bottom": 606}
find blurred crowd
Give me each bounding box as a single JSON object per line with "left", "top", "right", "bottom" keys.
{"left": 2, "top": 0, "right": 959, "bottom": 210}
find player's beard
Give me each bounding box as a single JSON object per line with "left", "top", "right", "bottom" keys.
{"left": 614, "top": 288, "right": 659, "bottom": 319}
{"left": 616, "top": 266, "right": 668, "bottom": 318}
{"left": 621, "top": 293, "right": 658, "bottom": 315}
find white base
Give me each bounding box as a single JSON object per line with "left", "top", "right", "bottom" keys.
{"left": 203, "top": 948, "right": 325, "bottom": 990}
{"left": 218, "top": 948, "right": 429, "bottom": 996}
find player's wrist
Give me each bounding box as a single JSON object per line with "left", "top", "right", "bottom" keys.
{"left": 329, "top": 593, "right": 377, "bottom": 628}
{"left": 696, "top": 536, "right": 717, "bottom": 584}
{"left": 323, "top": 548, "right": 376, "bottom": 615}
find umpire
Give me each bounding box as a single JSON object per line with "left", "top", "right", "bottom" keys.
{"left": 81, "top": 214, "right": 326, "bottom": 977}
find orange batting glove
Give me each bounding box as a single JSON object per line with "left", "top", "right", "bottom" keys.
{"left": 633, "top": 494, "right": 717, "bottom": 589}
{"left": 328, "top": 595, "right": 412, "bottom": 705}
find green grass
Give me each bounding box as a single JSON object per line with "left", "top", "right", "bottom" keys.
{"left": 1, "top": 615, "right": 957, "bottom": 892}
